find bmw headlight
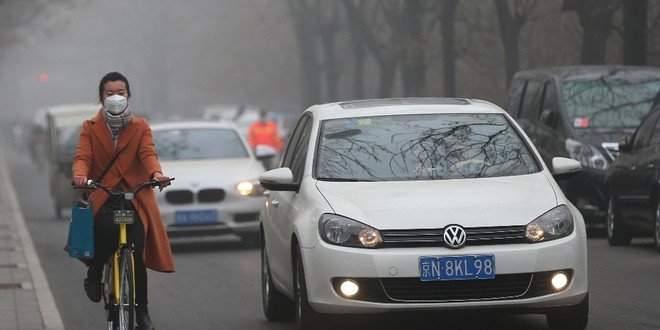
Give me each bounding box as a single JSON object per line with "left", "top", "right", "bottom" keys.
{"left": 318, "top": 214, "right": 382, "bottom": 248}
{"left": 565, "top": 138, "right": 609, "bottom": 170}
{"left": 235, "top": 180, "right": 264, "bottom": 196}
{"left": 525, "top": 205, "right": 574, "bottom": 242}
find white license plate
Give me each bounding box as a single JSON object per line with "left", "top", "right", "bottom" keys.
{"left": 419, "top": 255, "right": 495, "bottom": 281}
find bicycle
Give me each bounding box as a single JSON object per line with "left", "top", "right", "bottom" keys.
{"left": 74, "top": 178, "right": 174, "bottom": 330}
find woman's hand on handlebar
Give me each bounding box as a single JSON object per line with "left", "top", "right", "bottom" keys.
{"left": 152, "top": 172, "right": 171, "bottom": 191}
{"left": 73, "top": 175, "right": 88, "bottom": 186}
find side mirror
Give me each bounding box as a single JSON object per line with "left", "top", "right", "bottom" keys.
{"left": 259, "top": 167, "right": 298, "bottom": 191}
{"left": 551, "top": 157, "right": 581, "bottom": 180}
{"left": 618, "top": 138, "right": 631, "bottom": 153}
{"left": 539, "top": 109, "right": 556, "bottom": 127}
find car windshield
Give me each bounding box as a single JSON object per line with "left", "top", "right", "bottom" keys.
{"left": 154, "top": 128, "right": 249, "bottom": 160}
{"left": 562, "top": 78, "right": 660, "bottom": 129}
{"left": 315, "top": 113, "right": 540, "bottom": 181}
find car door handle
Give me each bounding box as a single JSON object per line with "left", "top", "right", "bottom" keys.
{"left": 270, "top": 199, "right": 279, "bottom": 207}
{"left": 648, "top": 163, "right": 655, "bottom": 168}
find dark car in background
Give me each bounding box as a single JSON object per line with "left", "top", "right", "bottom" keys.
{"left": 505, "top": 65, "right": 660, "bottom": 225}
{"left": 604, "top": 106, "right": 660, "bottom": 251}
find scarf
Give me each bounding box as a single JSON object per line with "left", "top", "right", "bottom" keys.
{"left": 102, "top": 106, "right": 133, "bottom": 144}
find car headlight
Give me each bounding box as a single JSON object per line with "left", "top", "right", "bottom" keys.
{"left": 525, "top": 205, "right": 574, "bottom": 242}
{"left": 318, "top": 214, "right": 382, "bottom": 248}
{"left": 235, "top": 180, "right": 264, "bottom": 196}
{"left": 565, "top": 138, "right": 609, "bottom": 170}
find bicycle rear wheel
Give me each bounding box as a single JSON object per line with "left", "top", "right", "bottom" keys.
{"left": 117, "top": 247, "right": 135, "bottom": 330}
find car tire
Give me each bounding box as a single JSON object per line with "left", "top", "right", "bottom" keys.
{"left": 655, "top": 201, "right": 660, "bottom": 254}
{"left": 546, "top": 294, "right": 588, "bottom": 330}
{"left": 607, "top": 196, "right": 631, "bottom": 246}
{"left": 294, "top": 247, "right": 326, "bottom": 330}
{"left": 261, "top": 238, "right": 293, "bottom": 321}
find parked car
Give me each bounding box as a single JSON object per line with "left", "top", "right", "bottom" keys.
{"left": 44, "top": 103, "right": 98, "bottom": 218}
{"left": 151, "top": 120, "right": 272, "bottom": 243}
{"left": 259, "top": 98, "right": 588, "bottom": 330}
{"left": 604, "top": 106, "right": 660, "bottom": 251}
{"left": 504, "top": 65, "right": 660, "bottom": 225}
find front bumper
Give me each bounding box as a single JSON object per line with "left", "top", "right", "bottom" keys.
{"left": 301, "top": 232, "right": 588, "bottom": 314}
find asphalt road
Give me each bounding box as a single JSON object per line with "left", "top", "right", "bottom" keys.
{"left": 6, "top": 146, "right": 660, "bottom": 330}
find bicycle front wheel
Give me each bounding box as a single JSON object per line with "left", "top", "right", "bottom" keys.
{"left": 117, "top": 247, "right": 135, "bottom": 330}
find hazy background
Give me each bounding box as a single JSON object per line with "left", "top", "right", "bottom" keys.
{"left": 1, "top": 0, "right": 659, "bottom": 128}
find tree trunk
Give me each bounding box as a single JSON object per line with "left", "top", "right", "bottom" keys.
{"left": 288, "top": 0, "right": 321, "bottom": 108}
{"left": 494, "top": 0, "right": 523, "bottom": 88}
{"left": 623, "top": 0, "right": 648, "bottom": 65}
{"left": 562, "top": 0, "right": 619, "bottom": 65}
{"left": 440, "top": 0, "right": 458, "bottom": 97}
{"left": 401, "top": 0, "right": 427, "bottom": 97}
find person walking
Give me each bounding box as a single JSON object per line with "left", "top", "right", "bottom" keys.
{"left": 71, "top": 71, "right": 174, "bottom": 330}
{"left": 247, "top": 109, "right": 284, "bottom": 152}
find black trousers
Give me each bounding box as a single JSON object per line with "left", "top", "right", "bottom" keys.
{"left": 89, "top": 206, "right": 148, "bottom": 306}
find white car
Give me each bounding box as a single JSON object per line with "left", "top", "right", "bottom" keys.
{"left": 259, "top": 98, "right": 588, "bottom": 330}
{"left": 152, "top": 120, "right": 270, "bottom": 243}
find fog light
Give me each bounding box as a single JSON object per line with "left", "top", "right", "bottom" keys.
{"left": 551, "top": 272, "right": 569, "bottom": 290}
{"left": 339, "top": 280, "right": 359, "bottom": 297}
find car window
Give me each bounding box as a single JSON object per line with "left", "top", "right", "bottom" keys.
{"left": 153, "top": 128, "right": 249, "bottom": 160}
{"left": 315, "top": 113, "right": 540, "bottom": 181}
{"left": 650, "top": 111, "right": 660, "bottom": 146}
{"left": 519, "top": 79, "right": 543, "bottom": 121}
{"left": 633, "top": 111, "right": 660, "bottom": 149}
{"left": 290, "top": 119, "right": 312, "bottom": 183}
{"left": 281, "top": 115, "right": 310, "bottom": 168}
{"left": 541, "top": 82, "right": 561, "bottom": 125}
{"left": 562, "top": 77, "right": 660, "bottom": 129}
{"left": 505, "top": 78, "right": 527, "bottom": 118}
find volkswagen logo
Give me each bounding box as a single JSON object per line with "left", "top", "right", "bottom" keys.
{"left": 443, "top": 225, "right": 467, "bottom": 249}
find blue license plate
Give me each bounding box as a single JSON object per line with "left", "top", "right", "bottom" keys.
{"left": 419, "top": 255, "right": 495, "bottom": 281}
{"left": 175, "top": 210, "right": 218, "bottom": 225}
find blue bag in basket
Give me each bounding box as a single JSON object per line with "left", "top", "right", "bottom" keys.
{"left": 67, "top": 199, "right": 94, "bottom": 258}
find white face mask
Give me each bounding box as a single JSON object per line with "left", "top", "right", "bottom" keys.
{"left": 103, "top": 94, "right": 128, "bottom": 115}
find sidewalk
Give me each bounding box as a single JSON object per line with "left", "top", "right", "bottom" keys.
{"left": 0, "top": 154, "right": 63, "bottom": 330}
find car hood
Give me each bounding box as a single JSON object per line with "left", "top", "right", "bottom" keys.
{"left": 315, "top": 173, "right": 559, "bottom": 229}
{"left": 159, "top": 158, "right": 265, "bottom": 188}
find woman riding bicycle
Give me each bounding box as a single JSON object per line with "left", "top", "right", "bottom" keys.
{"left": 72, "top": 71, "right": 174, "bottom": 330}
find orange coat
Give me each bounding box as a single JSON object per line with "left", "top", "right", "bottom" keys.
{"left": 71, "top": 110, "right": 175, "bottom": 272}
{"left": 247, "top": 121, "right": 283, "bottom": 151}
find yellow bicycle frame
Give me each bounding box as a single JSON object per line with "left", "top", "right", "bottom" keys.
{"left": 110, "top": 223, "right": 136, "bottom": 304}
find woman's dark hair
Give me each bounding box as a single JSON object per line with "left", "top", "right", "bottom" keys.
{"left": 98, "top": 71, "right": 131, "bottom": 101}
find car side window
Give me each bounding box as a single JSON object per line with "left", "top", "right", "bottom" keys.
{"left": 290, "top": 119, "right": 312, "bottom": 183}
{"left": 280, "top": 115, "right": 310, "bottom": 168}
{"left": 540, "top": 81, "right": 561, "bottom": 130}
{"left": 519, "top": 79, "right": 543, "bottom": 121}
{"left": 632, "top": 111, "right": 660, "bottom": 150}
{"left": 646, "top": 112, "right": 660, "bottom": 146}
{"left": 505, "top": 78, "right": 527, "bottom": 118}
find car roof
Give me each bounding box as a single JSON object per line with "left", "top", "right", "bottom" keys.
{"left": 305, "top": 97, "right": 506, "bottom": 120}
{"left": 513, "top": 65, "right": 660, "bottom": 82}
{"left": 45, "top": 103, "right": 98, "bottom": 116}
{"left": 149, "top": 119, "right": 241, "bottom": 131}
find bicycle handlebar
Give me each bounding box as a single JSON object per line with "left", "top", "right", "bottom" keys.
{"left": 72, "top": 178, "right": 175, "bottom": 198}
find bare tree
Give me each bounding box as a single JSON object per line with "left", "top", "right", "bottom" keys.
{"left": 622, "top": 0, "right": 648, "bottom": 65}
{"left": 494, "top": 0, "right": 540, "bottom": 88}
{"left": 438, "top": 0, "right": 458, "bottom": 97}
{"left": 562, "top": 0, "right": 621, "bottom": 64}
